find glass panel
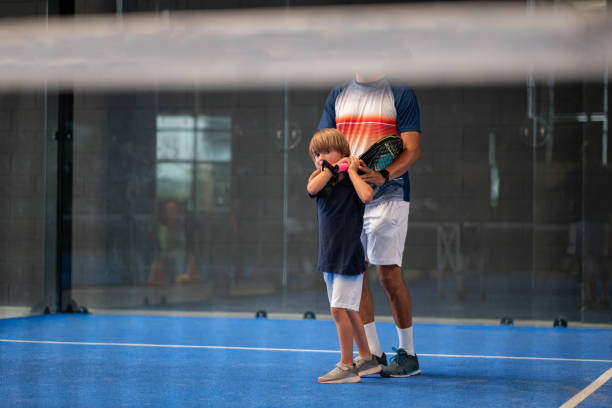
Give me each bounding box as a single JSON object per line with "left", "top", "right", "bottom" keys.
{"left": 156, "top": 131, "right": 195, "bottom": 161}
{"left": 197, "top": 131, "right": 232, "bottom": 162}
{"left": 195, "top": 163, "right": 231, "bottom": 212}
{"left": 581, "top": 84, "right": 610, "bottom": 319}
{"left": 0, "top": 0, "right": 51, "bottom": 319}
{"left": 0, "top": 91, "right": 49, "bottom": 318}
{"left": 156, "top": 163, "right": 192, "bottom": 202}
{"left": 196, "top": 115, "right": 231, "bottom": 130}
{"left": 157, "top": 114, "right": 195, "bottom": 130}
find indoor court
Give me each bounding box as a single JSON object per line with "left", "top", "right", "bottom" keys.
{"left": 2, "top": 314, "right": 611, "bottom": 407}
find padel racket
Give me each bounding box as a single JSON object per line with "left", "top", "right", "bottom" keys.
{"left": 359, "top": 135, "right": 404, "bottom": 171}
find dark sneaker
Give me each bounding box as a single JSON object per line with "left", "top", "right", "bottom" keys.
{"left": 380, "top": 347, "right": 421, "bottom": 377}
{"left": 375, "top": 352, "right": 388, "bottom": 366}
{"left": 354, "top": 356, "right": 382, "bottom": 376}
{"left": 318, "top": 363, "right": 361, "bottom": 384}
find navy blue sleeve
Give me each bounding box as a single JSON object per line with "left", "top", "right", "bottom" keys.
{"left": 317, "top": 86, "right": 344, "bottom": 130}
{"left": 392, "top": 86, "right": 421, "bottom": 133}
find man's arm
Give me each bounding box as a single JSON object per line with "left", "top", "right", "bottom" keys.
{"left": 359, "top": 131, "right": 421, "bottom": 186}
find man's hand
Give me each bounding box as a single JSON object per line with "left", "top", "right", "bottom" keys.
{"left": 358, "top": 160, "right": 386, "bottom": 186}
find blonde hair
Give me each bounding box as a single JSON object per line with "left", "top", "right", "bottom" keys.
{"left": 308, "top": 128, "right": 350, "bottom": 161}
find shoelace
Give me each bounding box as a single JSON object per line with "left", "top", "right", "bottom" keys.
{"left": 390, "top": 347, "right": 409, "bottom": 366}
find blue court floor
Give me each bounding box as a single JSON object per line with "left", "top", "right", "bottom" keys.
{"left": 1, "top": 314, "right": 611, "bottom": 407}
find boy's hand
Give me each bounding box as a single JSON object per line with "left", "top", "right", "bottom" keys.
{"left": 335, "top": 157, "right": 350, "bottom": 170}
{"left": 345, "top": 156, "right": 360, "bottom": 173}
{"left": 346, "top": 157, "right": 375, "bottom": 204}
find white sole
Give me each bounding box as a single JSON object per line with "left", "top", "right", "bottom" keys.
{"left": 318, "top": 377, "right": 361, "bottom": 384}
{"left": 384, "top": 369, "right": 422, "bottom": 378}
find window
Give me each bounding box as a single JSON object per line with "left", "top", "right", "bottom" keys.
{"left": 156, "top": 114, "right": 231, "bottom": 212}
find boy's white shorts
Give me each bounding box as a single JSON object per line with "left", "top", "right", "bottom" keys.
{"left": 360, "top": 200, "right": 410, "bottom": 267}
{"left": 323, "top": 272, "right": 364, "bottom": 312}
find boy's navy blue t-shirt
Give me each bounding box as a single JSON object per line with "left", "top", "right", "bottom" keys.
{"left": 312, "top": 173, "right": 365, "bottom": 276}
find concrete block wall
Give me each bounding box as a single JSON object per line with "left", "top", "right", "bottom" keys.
{"left": 0, "top": 87, "right": 602, "bottom": 307}
{"left": 0, "top": 92, "right": 46, "bottom": 306}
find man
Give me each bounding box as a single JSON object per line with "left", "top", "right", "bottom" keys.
{"left": 317, "top": 73, "right": 422, "bottom": 377}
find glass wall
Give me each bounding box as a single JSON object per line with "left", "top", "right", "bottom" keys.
{"left": 0, "top": 1, "right": 610, "bottom": 324}
{"left": 61, "top": 81, "right": 609, "bottom": 323}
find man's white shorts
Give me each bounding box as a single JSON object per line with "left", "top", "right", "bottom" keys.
{"left": 323, "top": 272, "right": 364, "bottom": 312}
{"left": 360, "top": 200, "right": 410, "bottom": 267}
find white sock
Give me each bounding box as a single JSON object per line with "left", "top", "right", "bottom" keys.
{"left": 363, "top": 322, "right": 382, "bottom": 357}
{"left": 396, "top": 326, "right": 415, "bottom": 356}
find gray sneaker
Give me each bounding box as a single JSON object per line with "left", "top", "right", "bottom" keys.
{"left": 380, "top": 347, "right": 421, "bottom": 377}
{"left": 318, "top": 363, "right": 361, "bottom": 384}
{"left": 354, "top": 356, "right": 382, "bottom": 376}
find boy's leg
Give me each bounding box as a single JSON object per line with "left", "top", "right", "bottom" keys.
{"left": 324, "top": 274, "right": 354, "bottom": 365}
{"left": 347, "top": 310, "right": 371, "bottom": 358}
{"left": 330, "top": 307, "right": 355, "bottom": 366}
{"left": 319, "top": 273, "right": 360, "bottom": 384}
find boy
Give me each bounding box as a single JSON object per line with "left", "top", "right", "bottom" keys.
{"left": 307, "top": 128, "right": 381, "bottom": 384}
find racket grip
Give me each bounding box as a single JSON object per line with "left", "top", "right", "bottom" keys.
{"left": 335, "top": 162, "right": 349, "bottom": 173}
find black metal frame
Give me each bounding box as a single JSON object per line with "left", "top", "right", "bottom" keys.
{"left": 52, "top": 0, "right": 77, "bottom": 313}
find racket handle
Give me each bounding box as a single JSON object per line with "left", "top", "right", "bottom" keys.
{"left": 322, "top": 160, "right": 348, "bottom": 175}
{"left": 335, "top": 162, "right": 349, "bottom": 173}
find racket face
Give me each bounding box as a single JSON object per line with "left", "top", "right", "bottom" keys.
{"left": 372, "top": 151, "right": 394, "bottom": 171}
{"left": 360, "top": 135, "right": 403, "bottom": 171}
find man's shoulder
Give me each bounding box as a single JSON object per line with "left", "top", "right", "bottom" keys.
{"left": 389, "top": 82, "right": 416, "bottom": 95}
{"left": 330, "top": 82, "right": 351, "bottom": 95}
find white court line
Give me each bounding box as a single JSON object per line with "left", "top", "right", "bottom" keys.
{"left": 419, "top": 353, "right": 612, "bottom": 364}
{"left": 560, "top": 368, "right": 612, "bottom": 408}
{"left": 1, "top": 339, "right": 612, "bottom": 363}
{"left": 0, "top": 339, "right": 339, "bottom": 354}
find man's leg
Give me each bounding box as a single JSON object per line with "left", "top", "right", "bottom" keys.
{"left": 377, "top": 264, "right": 421, "bottom": 377}
{"left": 347, "top": 310, "right": 371, "bottom": 359}
{"left": 376, "top": 264, "right": 412, "bottom": 329}
{"left": 359, "top": 262, "right": 374, "bottom": 324}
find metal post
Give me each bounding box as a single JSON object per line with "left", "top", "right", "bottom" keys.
{"left": 55, "top": 0, "right": 75, "bottom": 312}
{"left": 603, "top": 69, "right": 608, "bottom": 166}
{"left": 282, "top": 83, "right": 289, "bottom": 293}
{"left": 281, "top": 0, "right": 292, "bottom": 295}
